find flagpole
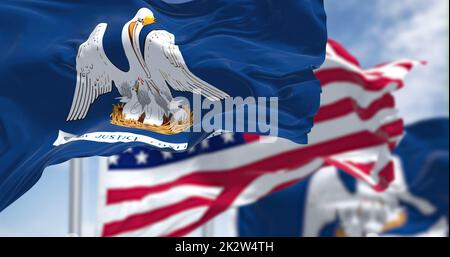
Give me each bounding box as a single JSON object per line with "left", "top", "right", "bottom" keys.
{"left": 202, "top": 220, "right": 215, "bottom": 237}
{"left": 68, "top": 158, "right": 83, "bottom": 236}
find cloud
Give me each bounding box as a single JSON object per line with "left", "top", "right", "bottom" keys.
{"left": 327, "top": 0, "right": 449, "bottom": 124}
{"left": 375, "top": 0, "right": 448, "bottom": 124}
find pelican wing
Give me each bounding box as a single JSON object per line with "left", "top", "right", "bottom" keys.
{"left": 144, "top": 30, "right": 230, "bottom": 101}
{"left": 67, "top": 23, "right": 119, "bottom": 121}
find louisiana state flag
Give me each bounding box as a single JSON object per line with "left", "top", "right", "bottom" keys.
{"left": 0, "top": 1, "right": 327, "bottom": 210}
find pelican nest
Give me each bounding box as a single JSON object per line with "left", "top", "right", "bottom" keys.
{"left": 110, "top": 104, "right": 193, "bottom": 135}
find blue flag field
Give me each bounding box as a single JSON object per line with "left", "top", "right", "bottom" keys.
{"left": 0, "top": 1, "right": 327, "bottom": 211}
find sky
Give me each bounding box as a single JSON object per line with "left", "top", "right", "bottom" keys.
{"left": 0, "top": 0, "right": 448, "bottom": 236}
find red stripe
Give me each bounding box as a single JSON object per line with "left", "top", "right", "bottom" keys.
{"left": 379, "top": 119, "right": 404, "bottom": 139}
{"left": 388, "top": 142, "right": 397, "bottom": 150}
{"left": 338, "top": 161, "right": 375, "bottom": 177}
{"left": 165, "top": 178, "right": 256, "bottom": 237}
{"left": 373, "top": 162, "right": 395, "bottom": 191}
{"left": 316, "top": 68, "right": 404, "bottom": 91}
{"left": 269, "top": 177, "right": 305, "bottom": 195}
{"left": 315, "top": 94, "right": 395, "bottom": 122}
{"left": 323, "top": 159, "right": 394, "bottom": 192}
{"left": 242, "top": 133, "right": 260, "bottom": 143}
{"left": 102, "top": 196, "right": 213, "bottom": 237}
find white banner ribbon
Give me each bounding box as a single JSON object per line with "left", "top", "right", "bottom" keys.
{"left": 53, "top": 130, "right": 188, "bottom": 151}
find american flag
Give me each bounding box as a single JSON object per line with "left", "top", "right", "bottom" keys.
{"left": 96, "top": 40, "right": 421, "bottom": 237}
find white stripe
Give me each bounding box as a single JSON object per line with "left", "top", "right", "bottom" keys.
{"left": 99, "top": 185, "right": 221, "bottom": 224}
{"left": 365, "top": 59, "right": 421, "bottom": 73}
{"left": 391, "top": 156, "right": 437, "bottom": 215}
{"left": 327, "top": 145, "right": 392, "bottom": 186}
{"left": 327, "top": 43, "right": 420, "bottom": 79}
{"left": 330, "top": 145, "right": 390, "bottom": 163}
{"left": 324, "top": 44, "right": 361, "bottom": 72}
{"left": 320, "top": 57, "right": 361, "bottom": 73}
{"left": 115, "top": 207, "right": 208, "bottom": 237}
{"left": 389, "top": 135, "right": 404, "bottom": 145}
{"left": 321, "top": 81, "right": 398, "bottom": 107}
{"left": 232, "top": 159, "right": 324, "bottom": 206}
{"left": 320, "top": 55, "right": 416, "bottom": 81}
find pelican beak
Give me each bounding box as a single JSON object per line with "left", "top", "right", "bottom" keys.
{"left": 128, "top": 21, "right": 138, "bottom": 40}
{"left": 142, "top": 16, "right": 156, "bottom": 26}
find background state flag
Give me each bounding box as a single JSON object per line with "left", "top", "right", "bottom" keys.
{"left": 0, "top": 0, "right": 327, "bottom": 211}
{"left": 238, "top": 118, "right": 449, "bottom": 237}
{"left": 95, "top": 40, "right": 419, "bottom": 237}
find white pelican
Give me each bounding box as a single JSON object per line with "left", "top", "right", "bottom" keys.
{"left": 66, "top": 8, "right": 229, "bottom": 126}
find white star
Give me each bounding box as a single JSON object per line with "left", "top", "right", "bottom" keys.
{"left": 135, "top": 151, "right": 149, "bottom": 165}
{"left": 108, "top": 155, "right": 120, "bottom": 165}
{"left": 161, "top": 151, "right": 173, "bottom": 160}
{"left": 221, "top": 133, "right": 235, "bottom": 144}
{"left": 201, "top": 139, "right": 210, "bottom": 149}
